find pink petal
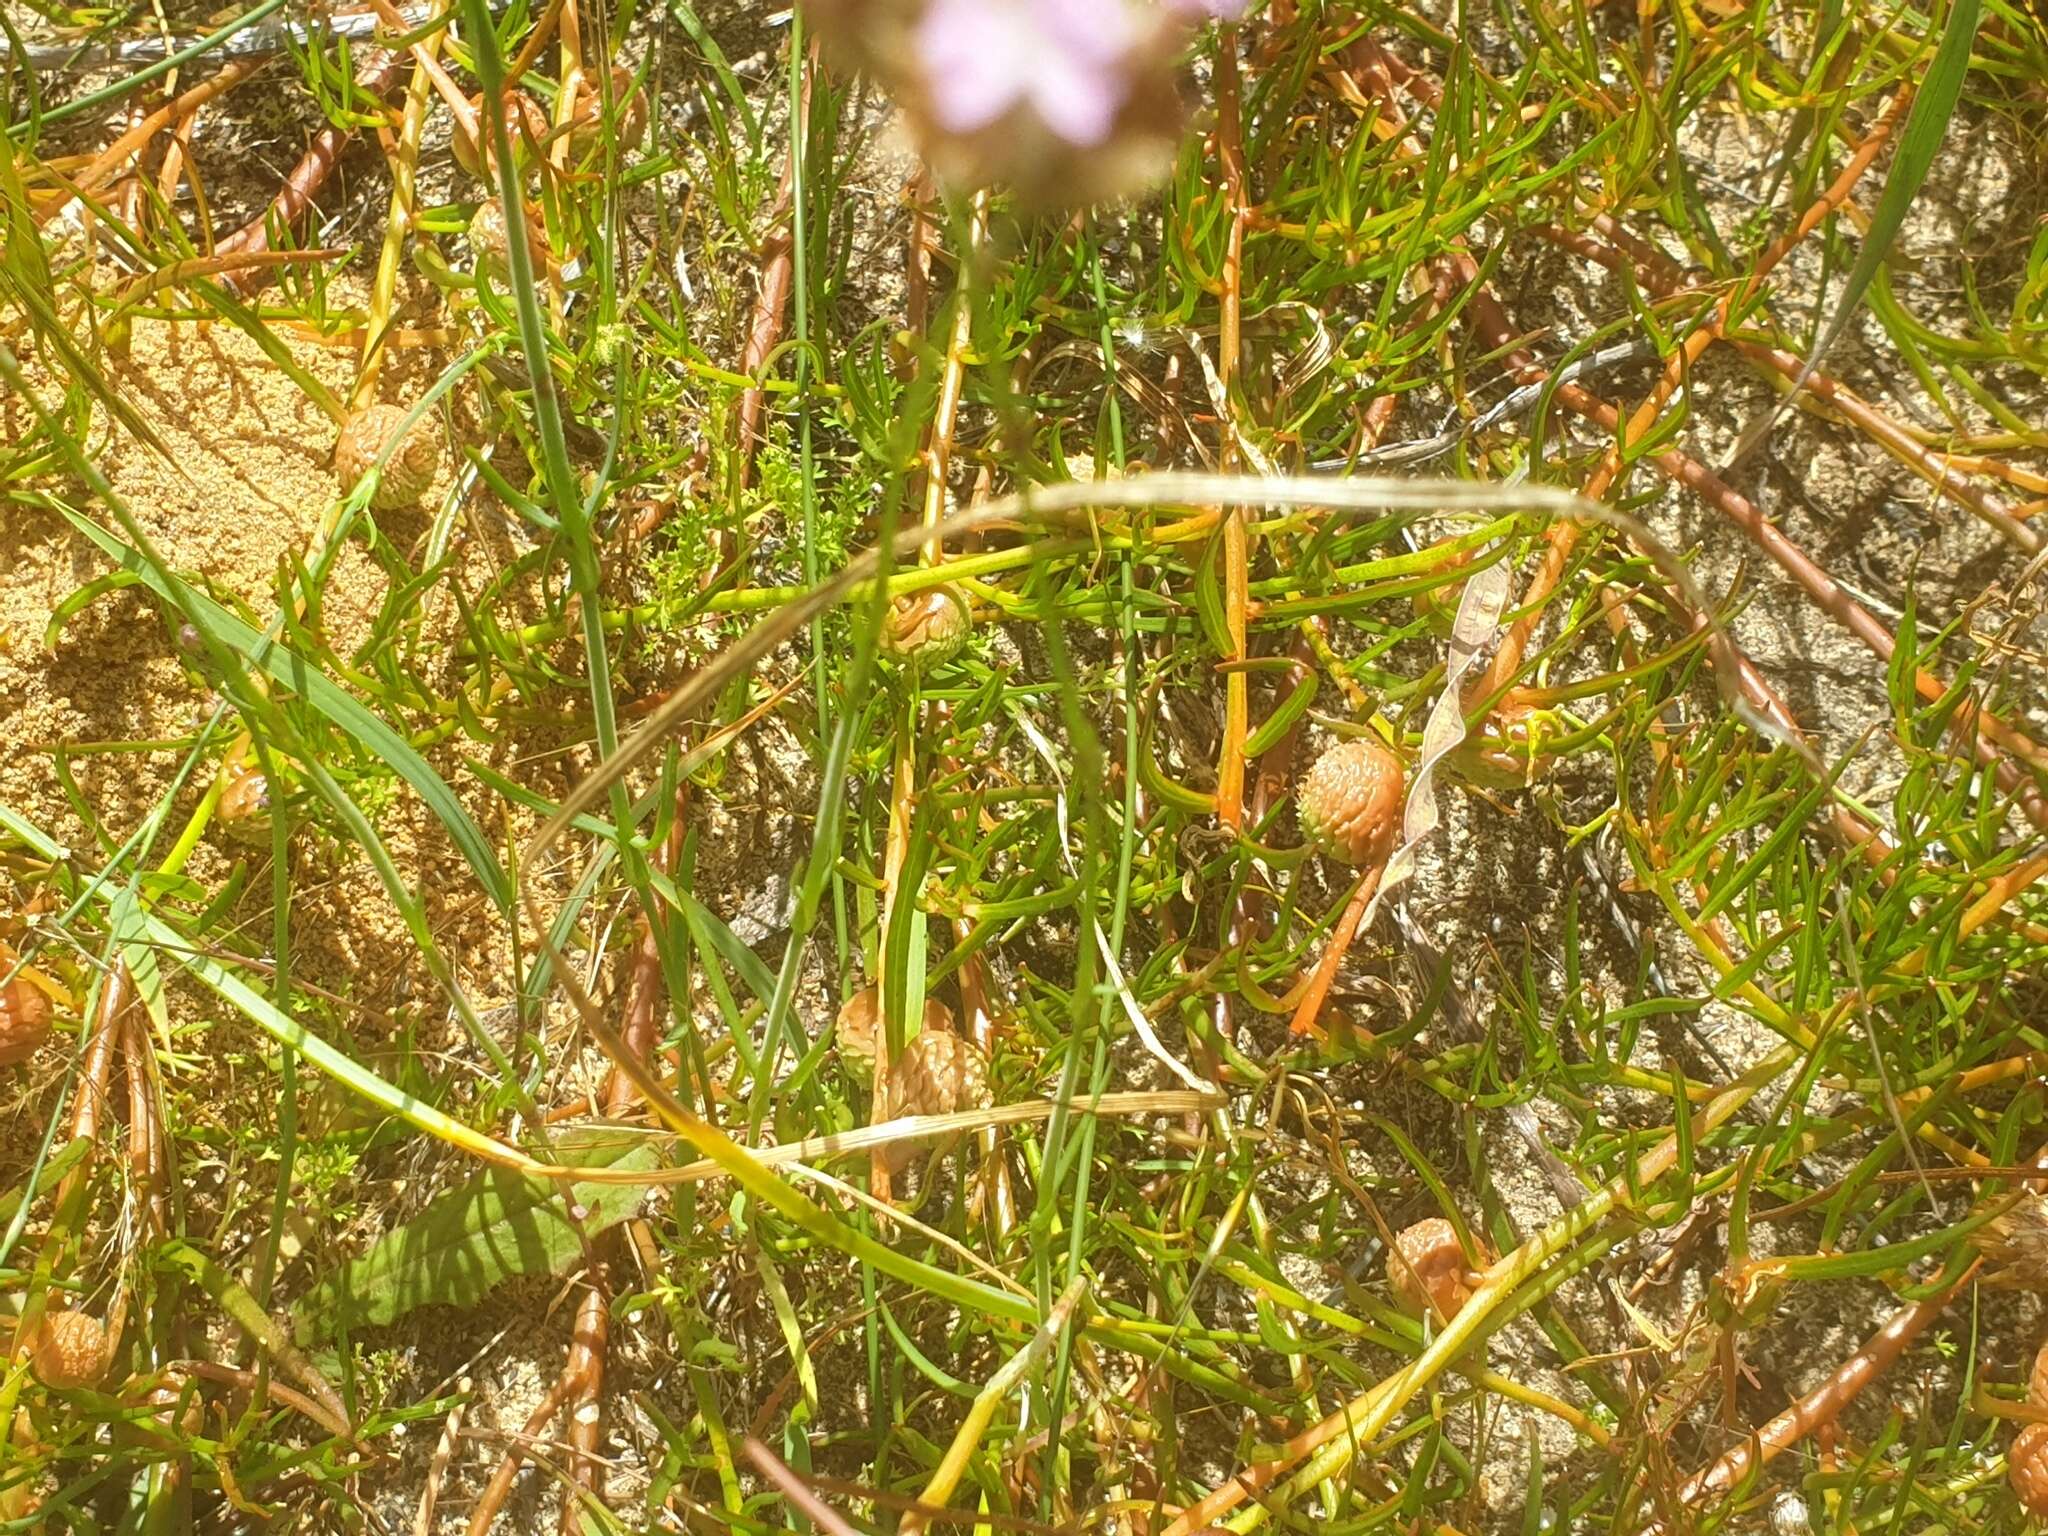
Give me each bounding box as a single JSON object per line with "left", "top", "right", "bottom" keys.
{"left": 1027, "top": 49, "right": 1127, "bottom": 144}
{"left": 915, "top": 0, "right": 1035, "bottom": 132}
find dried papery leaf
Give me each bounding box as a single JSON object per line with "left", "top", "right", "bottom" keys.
{"left": 32, "top": 1310, "right": 108, "bottom": 1389}
{"left": 0, "top": 971, "right": 52, "bottom": 1067}
{"left": 835, "top": 986, "right": 955, "bottom": 1088}
{"left": 835, "top": 986, "right": 881, "bottom": 1082}
{"left": 567, "top": 66, "right": 648, "bottom": 159}
{"left": 1347, "top": 550, "right": 1512, "bottom": 939}
{"left": 467, "top": 199, "right": 546, "bottom": 283}
{"left": 216, "top": 757, "right": 272, "bottom": 844}
{"left": 452, "top": 90, "right": 549, "bottom": 180}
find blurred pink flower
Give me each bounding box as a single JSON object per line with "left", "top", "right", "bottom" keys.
{"left": 914, "top": 0, "right": 1144, "bottom": 146}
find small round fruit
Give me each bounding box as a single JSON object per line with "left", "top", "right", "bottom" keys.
{"left": 468, "top": 199, "right": 546, "bottom": 283}
{"left": 335, "top": 404, "right": 442, "bottom": 510}
{"left": 882, "top": 1030, "right": 991, "bottom": 1174}
{"left": 1388, "top": 1217, "right": 1486, "bottom": 1321}
{"left": 880, "top": 584, "right": 971, "bottom": 663}
{"left": 836, "top": 986, "right": 955, "bottom": 1089}
{"left": 32, "top": 1310, "right": 108, "bottom": 1390}
{"left": 1977, "top": 1191, "right": 2048, "bottom": 1291}
{"left": 452, "top": 90, "right": 550, "bottom": 180}
{"left": 2014, "top": 1421, "right": 2048, "bottom": 1517}
{"left": 836, "top": 987, "right": 881, "bottom": 1086}
{"left": 567, "top": 66, "right": 648, "bottom": 160}
{"left": 1298, "top": 736, "right": 1405, "bottom": 866}
{"left": 0, "top": 971, "right": 52, "bottom": 1067}
{"left": 216, "top": 758, "right": 272, "bottom": 844}
{"left": 2031, "top": 1340, "right": 2048, "bottom": 1410}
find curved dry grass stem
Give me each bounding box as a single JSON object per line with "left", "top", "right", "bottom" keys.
{"left": 523, "top": 471, "right": 1806, "bottom": 875}
{"left": 352, "top": 32, "right": 442, "bottom": 410}
{"left": 38, "top": 58, "right": 263, "bottom": 223}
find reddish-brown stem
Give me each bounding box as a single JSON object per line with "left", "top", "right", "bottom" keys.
{"left": 1656, "top": 1262, "right": 1975, "bottom": 1524}
{"left": 43, "top": 59, "right": 262, "bottom": 223}
{"left": 541, "top": 788, "right": 692, "bottom": 1530}
{"left": 111, "top": 248, "right": 347, "bottom": 308}
{"left": 557, "top": 1275, "right": 608, "bottom": 1532}
{"left": 1287, "top": 863, "right": 1384, "bottom": 1038}
{"left": 903, "top": 170, "right": 941, "bottom": 358}
{"left": 157, "top": 101, "right": 193, "bottom": 216}
{"left": 1720, "top": 335, "right": 2034, "bottom": 548}
{"left": 1437, "top": 248, "right": 2048, "bottom": 834}
{"left": 1577, "top": 382, "right": 2048, "bottom": 821}
{"left": 218, "top": 51, "right": 407, "bottom": 285}
{"left": 1466, "top": 90, "right": 1914, "bottom": 705}
{"left": 465, "top": 1373, "right": 578, "bottom": 1536}
{"left": 735, "top": 108, "right": 802, "bottom": 492}
{"left": 59, "top": 962, "right": 130, "bottom": 1207}
{"left": 1529, "top": 222, "right": 2037, "bottom": 549}
{"left": 113, "top": 98, "right": 149, "bottom": 233}
{"left": 122, "top": 1007, "right": 168, "bottom": 1238}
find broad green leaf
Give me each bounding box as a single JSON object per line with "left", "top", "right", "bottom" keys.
{"left": 292, "top": 1130, "right": 664, "bottom": 1342}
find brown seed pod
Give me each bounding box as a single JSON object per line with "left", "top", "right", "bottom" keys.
{"left": 880, "top": 584, "right": 972, "bottom": 663}
{"left": 1298, "top": 736, "right": 1406, "bottom": 867}
{"left": 567, "top": 65, "right": 648, "bottom": 160}
{"left": 334, "top": 404, "right": 442, "bottom": 510}
{"left": 0, "top": 970, "right": 52, "bottom": 1067}
{"left": 836, "top": 985, "right": 955, "bottom": 1088}
{"left": 2015, "top": 1421, "right": 2048, "bottom": 1517}
{"left": 467, "top": 198, "right": 547, "bottom": 283}
{"left": 31, "top": 1310, "right": 109, "bottom": 1390}
{"left": 1388, "top": 1217, "right": 1489, "bottom": 1322}
{"left": 216, "top": 756, "right": 272, "bottom": 844}
{"left": 2030, "top": 1339, "right": 2048, "bottom": 1410}
{"left": 882, "top": 1030, "right": 991, "bottom": 1175}
{"left": 452, "top": 89, "right": 550, "bottom": 180}
{"left": 1976, "top": 1191, "right": 2048, "bottom": 1290}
